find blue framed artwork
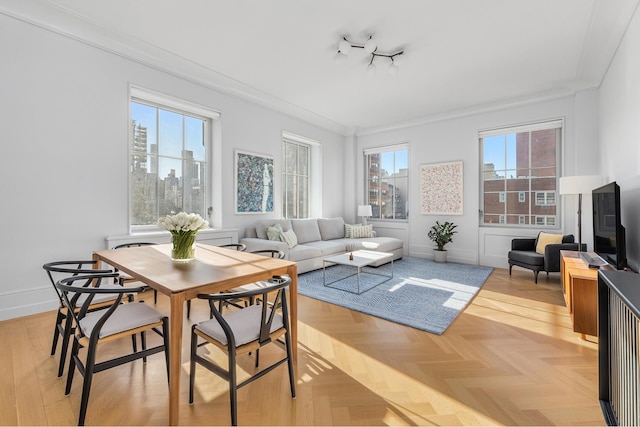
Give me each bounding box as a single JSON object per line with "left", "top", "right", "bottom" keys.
{"left": 235, "top": 150, "right": 274, "bottom": 214}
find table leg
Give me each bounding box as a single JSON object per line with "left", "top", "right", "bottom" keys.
{"left": 168, "top": 293, "right": 184, "bottom": 425}
{"left": 287, "top": 265, "right": 298, "bottom": 362}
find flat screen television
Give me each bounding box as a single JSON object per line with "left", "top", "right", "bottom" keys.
{"left": 592, "top": 181, "right": 627, "bottom": 270}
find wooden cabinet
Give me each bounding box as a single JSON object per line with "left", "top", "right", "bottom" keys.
{"left": 560, "top": 251, "right": 611, "bottom": 339}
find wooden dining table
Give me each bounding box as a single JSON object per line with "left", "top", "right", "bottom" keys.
{"left": 93, "top": 243, "right": 298, "bottom": 426}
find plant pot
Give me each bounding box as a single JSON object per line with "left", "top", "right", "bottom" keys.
{"left": 433, "top": 249, "right": 448, "bottom": 263}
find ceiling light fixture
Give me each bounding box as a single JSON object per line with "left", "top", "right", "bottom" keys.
{"left": 336, "top": 35, "right": 405, "bottom": 75}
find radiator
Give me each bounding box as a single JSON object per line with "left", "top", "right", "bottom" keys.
{"left": 598, "top": 270, "right": 640, "bottom": 426}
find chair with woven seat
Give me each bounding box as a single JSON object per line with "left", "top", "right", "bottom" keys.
{"left": 56, "top": 272, "right": 169, "bottom": 426}
{"left": 188, "top": 277, "right": 295, "bottom": 426}
{"left": 43, "top": 260, "right": 131, "bottom": 378}
{"left": 113, "top": 242, "right": 159, "bottom": 303}
{"left": 215, "top": 249, "right": 285, "bottom": 315}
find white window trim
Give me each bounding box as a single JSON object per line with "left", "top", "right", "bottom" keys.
{"left": 128, "top": 85, "right": 222, "bottom": 232}
{"left": 282, "top": 131, "right": 321, "bottom": 218}
{"left": 363, "top": 143, "right": 409, "bottom": 222}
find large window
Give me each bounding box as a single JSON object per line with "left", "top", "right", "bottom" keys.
{"left": 480, "top": 120, "right": 561, "bottom": 227}
{"left": 129, "top": 89, "right": 217, "bottom": 230}
{"left": 364, "top": 145, "right": 408, "bottom": 220}
{"left": 282, "top": 138, "right": 310, "bottom": 219}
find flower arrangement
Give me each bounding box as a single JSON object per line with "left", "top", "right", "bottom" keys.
{"left": 157, "top": 212, "right": 208, "bottom": 261}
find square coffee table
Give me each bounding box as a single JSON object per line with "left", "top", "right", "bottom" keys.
{"left": 323, "top": 250, "right": 394, "bottom": 294}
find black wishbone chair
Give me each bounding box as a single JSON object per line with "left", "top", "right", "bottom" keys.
{"left": 215, "top": 249, "right": 285, "bottom": 316}
{"left": 43, "top": 260, "right": 132, "bottom": 378}
{"left": 188, "top": 277, "right": 296, "bottom": 426}
{"left": 113, "top": 242, "right": 159, "bottom": 303}
{"left": 56, "top": 273, "right": 170, "bottom": 426}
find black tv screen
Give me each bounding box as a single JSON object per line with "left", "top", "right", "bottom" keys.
{"left": 592, "top": 181, "right": 627, "bottom": 270}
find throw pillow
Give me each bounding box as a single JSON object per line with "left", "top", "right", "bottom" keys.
{"left": 266, "top": 224, "right": 284, "bottom": 241}
{"left": 280, "top": 228, "right": 298, "bottom": 249}
{"left": 350, "top": 224, "right": 373, "bottom": 238}
{"left": 535, "top": 232, "right": 563, "bottom": 254}
{"left": 344, "top": 223, "right": 362, "bottom": 238}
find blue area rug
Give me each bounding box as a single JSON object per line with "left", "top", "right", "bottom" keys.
{"left": 297, "top": 256, "right": 494, "bottom": 335}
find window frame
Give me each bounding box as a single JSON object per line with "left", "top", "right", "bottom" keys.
{"left": 479, "top": 119, "right": 562, "bottom": 229}
{"left": 281, "top": 131, "right": 321, "bottom": 219}
{"left": 363, "top": 143, "right": 409, "bottom": 221}
{"left": 128, "top": 86, "right": 220, "bottom": 233}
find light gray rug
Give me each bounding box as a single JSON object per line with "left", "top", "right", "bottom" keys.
{"left": 297, "top": 256, "right": 494, "bottom": 335}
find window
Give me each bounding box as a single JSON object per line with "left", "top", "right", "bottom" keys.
{"left": 364, "top": 145, "right": 408, "bottom": 220}
{"left": 518, "top": 192, "right": 526, "bottom": 203}
{"left": 480, "top": 119, "right": 561, "bottom": 227}
{"left": 129, "top": 88, "right": 218, "bottom": 230}
{"left": 536, "top": 215, "right": 556, "bottom": 226}
{"left": 282, "top": 138, "right": 310, "bottom": 219}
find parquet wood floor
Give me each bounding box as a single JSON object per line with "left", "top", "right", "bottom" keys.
{"left": 0, "top": 267, "right": 604, "bottom": 426}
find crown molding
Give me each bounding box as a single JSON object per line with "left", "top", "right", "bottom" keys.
{"left": 0, "top": 0, "right": 349, "bottom": 136}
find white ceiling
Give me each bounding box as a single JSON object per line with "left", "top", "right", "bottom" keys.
{"left": 7, "top": 0, "right": 640, "bottom": 134}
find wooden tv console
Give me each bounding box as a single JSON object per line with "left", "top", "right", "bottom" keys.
{"left": 560, "top": 250, "right": 613, "bottom": 339}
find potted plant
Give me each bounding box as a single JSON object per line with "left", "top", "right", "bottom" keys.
{"left": 428, "top": 220, "right": 458, "bottom": 263}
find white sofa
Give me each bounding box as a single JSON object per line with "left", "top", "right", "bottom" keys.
{"left": 240, "top": 217, "right": 404, "bottom": 274}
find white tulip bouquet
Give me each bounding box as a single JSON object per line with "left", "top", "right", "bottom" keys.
{"left": 157, "top": 212, "right": 208, "bottom": 261}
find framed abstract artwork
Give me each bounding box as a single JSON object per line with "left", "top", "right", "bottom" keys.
{"left": 420, "top": 160, "right": 463, "bottom": 215}
{"left": 234, "top": 150, "right": 274, "bottom": 214}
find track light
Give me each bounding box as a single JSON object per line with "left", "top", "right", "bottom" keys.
{"left": 336, "top": 35, "right": 405, "bottom": 75}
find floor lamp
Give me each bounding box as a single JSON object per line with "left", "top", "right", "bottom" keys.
{"left": 558, "top": 175, "right": 603, "bottom": 252}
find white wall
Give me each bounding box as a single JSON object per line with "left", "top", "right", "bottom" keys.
{"left": 0, "top": 14, "right": 344, "bottom": 320}
{"left": 355, "top": 92, "right": 600, "bottom": 268}
{"left": 599, "top": 5, "right": 640, "bottom": 272}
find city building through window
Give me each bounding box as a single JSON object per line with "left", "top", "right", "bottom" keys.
{"left": 364, "top": 145, "right": 408, "bottom": 220}
{"left": 129, "top": 88, "right": 218, "bottom": 230}
{"left": 480, "top": 120, "right": 561, "bottom": 227}
{"left": 282, "top": 138, "right": 310, "bottom": 219}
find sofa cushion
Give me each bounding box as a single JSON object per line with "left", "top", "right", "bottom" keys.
{"left": 288, "top": 244, "right": 322, "bottom": 262}
{"left": 280, "top": 228, "right": 298, "bottom": 249}
{"left": 291, "top": 218, "right": 322, "bottom": 244}
{"left": 318, "top": 217, "right": 346, "bottom": 241}
{"left": 350, "top": 224, "right": 374, "bottom": 238}
{"left": 305, "top": 240, "right": 346, "bottom": 256}
{"left": 344, "top": 223, "right": 361, "bottom": 238}
{"left": 255, "top": 219, "right": 292, "bottom": 240}
{"left": 535, "top": 232, "right": 563, "bottom": 254}
{"left": 335, "top": 237, "right": 403, "bottom": 253}
{"left": 266, "top": 224, "right": 284, "bottom": 241}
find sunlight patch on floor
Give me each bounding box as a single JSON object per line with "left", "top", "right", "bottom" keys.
{"left": 388, "top": 277, "right": 478, "bottom": 310}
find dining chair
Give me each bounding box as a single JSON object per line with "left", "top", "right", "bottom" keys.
{"left": 188, "top": 277, "right": 295, "bottom": 426}
{"left": 43, "top": 260, "right": 131, "bottom": 378}
{"left": 113, "top": 242, "right": 159, "bottom": 303}
{"left": 215, "top": 249, "right": 285, "bottom": 315}
{"left": 56, "top": 272, "right": 170, "bottom": 426}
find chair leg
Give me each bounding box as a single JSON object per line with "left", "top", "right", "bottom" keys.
{"left": 508, "top": 264, "right": 513, "bottom": 276}
{"left": 141, "top": 331, "right": 147, "bottom": 363}
{"left": 58, "top": 311, "right": 75, "bottom": 377}
{"left": 189, "top": 330, "right": 198, "bottom": 404}
{"left": 534, "top": 270, "right": 539, "bottom": 284}
{"left": 77, "top": 342, "right": 98, "bottom": 426}
{"left": 284, "top": 331, "right": 296, "bottom": 398}
{"left": 187, "top": 300, "right": 191, "bottom": 319}
{"left": 51, "top": 309, "right": 65, "bottom": 355}
{"left": 153, "top": 289, "right": 158, "bottom": 304}
{"left": 65, "top": 339, "right": 80, "bottom": 395}
{"left": 228, "top": 350, "right": 238, "bottom": 426}
{"left": 162, "top": 318, "right": 170, "bottom": 384}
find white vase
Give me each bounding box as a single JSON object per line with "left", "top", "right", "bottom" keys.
{"left": 433, "top": 249, "right": 448, "bottom": 263}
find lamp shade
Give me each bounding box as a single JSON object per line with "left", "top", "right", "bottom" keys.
{"left": 559, "top": 175, "right": 604, "bottom": 195}
{"left": 357, "top": 205, "right": 373, "bottom": 217}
